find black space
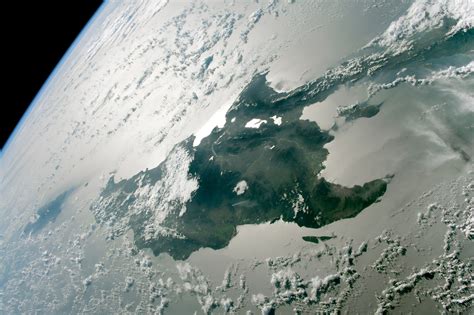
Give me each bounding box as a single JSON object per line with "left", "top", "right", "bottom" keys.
{"left": 1, "top": 1, "right": 104, "bottom": 150}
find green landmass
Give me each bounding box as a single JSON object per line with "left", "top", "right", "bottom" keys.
{"left": 93, "top": 73, "right": 390, "bottom": 260}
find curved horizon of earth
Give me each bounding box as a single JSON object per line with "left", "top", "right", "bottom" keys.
{"left": 1, "top": 0, "right": 473, "bottom": 314}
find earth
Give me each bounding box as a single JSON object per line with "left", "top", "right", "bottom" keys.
{"left": 1, "top": 0, "right": 473, "bottom": 314}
